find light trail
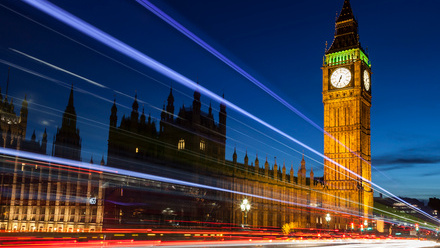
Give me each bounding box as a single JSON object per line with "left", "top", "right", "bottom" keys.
{"left": 0, "top": 147, "right": 363, "bottom": 219}
{"left": 3, "top": 148, "right": 436, "bottom": 232}
{"left": 136, "top": 0, "right": 405, "bottom": 193}
{"left": 0, "top": 58, "right": 299, "bottom": 190}
{"left": 23, "top": 0, "right": 439, "bottom": 224}
{"left": 0, "top": 0, "right": 394, "bottom": 197}
{"left": 134, "top": 0, "right": 390, "bottom": 178}
{"left": 10, "top": 48, "right": 107, "bottom": 88}
{"left": 0, "top": 49, "right": 415, "bottom": 226}
{"left": 1, "top": 0, "right": 364, "bottom": 186}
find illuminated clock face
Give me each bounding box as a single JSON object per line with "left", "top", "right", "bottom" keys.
{"left": 363, "top": 70, "right": 370, "bottom": 91}
{"left": 330, "top": 68, "right": 351, "bottom": 88}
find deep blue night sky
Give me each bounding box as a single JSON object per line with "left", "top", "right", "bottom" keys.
{"left": 0, "top": 0, "right": 439, "bottom": 200}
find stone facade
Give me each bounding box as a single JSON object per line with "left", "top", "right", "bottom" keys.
{"left": 322, "top": 0, "right": 373, "bottom": 228}
{"left": 0, "top": 83, "right": 104, "bottom": 232}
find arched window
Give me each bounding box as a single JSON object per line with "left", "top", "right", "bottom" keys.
{"left": 200, "top": 140, "right": 205, "bottom": 151}
{"left": 178, "top": 139, "right": 185, "bottom": 150}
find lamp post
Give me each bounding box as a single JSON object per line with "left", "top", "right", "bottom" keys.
{"left": 325, "top": 213, "right": 331, "bottom": 230}
{"left": 240, "top": 198, "right": 251, "bottom": 227}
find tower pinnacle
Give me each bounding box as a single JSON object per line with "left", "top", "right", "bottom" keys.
{"left": 327, "top": 0, "right": 362, "bottom": 54}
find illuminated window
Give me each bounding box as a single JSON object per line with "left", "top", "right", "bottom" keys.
{"left": 200, "top": 140, "right": 205, "bottom": 151}
{"left": 178, "top": 139, "right": 185, "bottom": 150}
{"left": 135, "top": 147, "right": 139, "bottom": 153}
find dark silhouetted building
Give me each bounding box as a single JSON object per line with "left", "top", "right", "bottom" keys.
{"left": 52, "top": 85, "right": 82, "bottom": 161}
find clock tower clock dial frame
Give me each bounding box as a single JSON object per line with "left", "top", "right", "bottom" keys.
{"left": 322, "top": 0, "right": 373, "bottom": 227}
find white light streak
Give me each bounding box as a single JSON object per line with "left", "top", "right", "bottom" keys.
{"left": 10, "top": 48, "right": 107, "bottom": 88}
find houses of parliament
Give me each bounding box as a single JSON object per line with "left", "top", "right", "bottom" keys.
{"left": 0, "top": 0, "right": 372, "bottom": 232}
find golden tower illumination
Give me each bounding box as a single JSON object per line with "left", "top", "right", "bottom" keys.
{"left": 322, "top": 0, "right": 373, "bottom": 226}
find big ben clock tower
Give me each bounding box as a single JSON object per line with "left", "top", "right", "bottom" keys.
{"left": 322, "top": 0, "right": 373, "bottom": 227}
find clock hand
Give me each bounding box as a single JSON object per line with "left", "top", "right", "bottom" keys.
{"left": 339, "top": 75, "right": 342, "bottom": 83}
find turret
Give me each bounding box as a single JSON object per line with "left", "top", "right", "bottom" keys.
{"left": 140, "top": 107, "right": 146, "bottom": 125}
{"left": 131, "top": 93, "right": 139, "bottom": 124}
{"left": 110, "top": 99, "right": 118, "bottom": 127}
{"left": 41, "top": 128, "right": 47, "bottom": 154}
{"left": 100, "top": 156, "right": 105, "bottom": 165}
{"left": 290, "top": 164, "right": 294, "bottom": 183}
{"left": 31, "top": 130, "right": 36, "bottom": 142}
{"left": 282, "top": 161, "right": 286, "bottom": 181}
{"left": 166, "top": 87, "right": 174, "bottom": 121}
{"left": 219, "top": 94, "right": 226, "bottom": 135}
{"left": 160, "top": 104, "right": 166, "bottom": 132}
{"left": 264, "top": 157, "right": 269, "bottom": 175}
{"left": 208, "top": 102, "right": 213, "bottom": 118}
{"left": 273, "top": 157, "right": 278, "bottom": 179}
{"left": 192, "top": 88, "right": 201, "bottom": 124}
{"left": 232, "top": 147, "right": 237, "bottom": 164}
{"left": 298, "top": 154, "right": 307, "bottom": 184}
{"left": 310, "top": 167, "right": 314, "bottom": 185}
{"left": 62, "top": 85, "right": 77, "bottom": 130}
{"left": 244, "top": 150, "right": 248, "bottom": 165}
{"left": 254, "top": 154, "right": 259, "bottom": 174}
{"left": 53, "top": 86, "right": 81, "bottom": 161}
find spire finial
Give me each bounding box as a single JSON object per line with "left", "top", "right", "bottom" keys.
{"left": 68, "top": 84, "right": 74, "bottom": 107}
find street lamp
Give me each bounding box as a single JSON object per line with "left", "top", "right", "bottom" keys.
{"left": 325, "top": 213, "right": 331, "bottom": 230}
{"left": 240, "top": 198, "right": 251, "bottom": 226}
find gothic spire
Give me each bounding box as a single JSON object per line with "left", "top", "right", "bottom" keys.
{"left": 244, "top": 149, "right": 248, "bottom": 165}
{"left": 31, "top": 130, "right": 36, "bottom": 141}
{"left": 232, "top": 146, "right": 237, "bottom": 163}
{"left": 61, "top": 85, "right": 77, "bottom": 130}
{"left": 327, "top": 0, "right": 362, "bottom": 54}
{"left": 100, "top": 156, "right": 105, "bottom": 165}
{"left": 167, "top": 87, "right": 174, "bottom": 103}
{"left": 68, "top": 84, "right": 74, "bottom": 107}
{"left": 336, "top": 0, "right": 355, "bottom": 23}
{"left": 132, "top": 92, "right": 139, "bottom": 112}
{"left": 301, "top": 153, "right": 306, "bottom": 170}
{"left": 110, "top": 98, "right": 118, "bottom": 128}
{"left": 111, "top": 98, "right": 117, "bottom": 113}
{"left": 140, "top": 106, "right": 146, "bottom": 125}
{"left": 42, "top": 128, "right": 47, "bottom": 142}
{"left": 166, "top": 87, "right": 174, "bottom": 121}
{"left": 254, "top": 153, "right": 259, "bottom": 167}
